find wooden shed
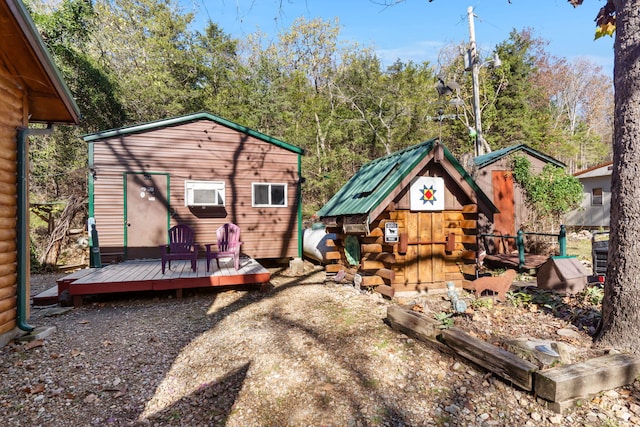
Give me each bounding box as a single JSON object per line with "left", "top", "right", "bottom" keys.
{"left": 0, "top": 0, "right": 80, "bottom": 346}
{"left": 84, "top": 112, "right": 304, "bottom": 263}
{"left": 473, "top": 144, "right": 565, "bottom": 253}
{"left": 317, "top": 139, "right": 497, "bottom": 294}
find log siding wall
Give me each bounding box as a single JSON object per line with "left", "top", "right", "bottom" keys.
{"left": 92, "top": 119, "right": 300, "bottom": 261}
{"left": 0, "top": 65, "right": 25, "bottom": 335}
{"left": 325, "top": 205, "right": 478, "bottom": 293}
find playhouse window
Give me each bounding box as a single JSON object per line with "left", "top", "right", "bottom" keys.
{"left": 592, "top": 188, "right": 603, "bottom": 206}
{"left": 185, "top": 181, "right": 225, "bottom": 206}
{"left": 252, "top": 183, "right": 287, "bottom": 207}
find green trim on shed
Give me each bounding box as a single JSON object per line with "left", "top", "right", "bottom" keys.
{"left": 297, "top": 154, "right": 303, "bottom": 258}
{"left": 82, "top": 111, "right": 305, "bottom": 155}
{"left": 88, "top": 142, "right": 94, "bottom": 219}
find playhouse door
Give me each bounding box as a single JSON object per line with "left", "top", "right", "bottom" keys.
{"left": 405, "top": 211, "right": 445, "bottom": 288}
{"left": 125, "top": 173, "right": 169, "bottom": 259}
{"left": 492, "top": 170, "right": 516, "bottom": 252}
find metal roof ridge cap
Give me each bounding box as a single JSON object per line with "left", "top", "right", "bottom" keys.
{"left": 474, "top": 144, "right": 524, "bottom": 166}
{"left": 365, "top": 138, "right": 436, "bottom": 166}
{"left": 366, "top": 141, "right": 438, "bottom": 211}
{"left": 82, "top": 111, "right": 303, "bottom": 153}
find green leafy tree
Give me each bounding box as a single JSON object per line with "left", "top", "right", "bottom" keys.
{"left": 27, "top": 0, "right": 126, "bottom": 196}
{"left": 533, "top": 52, "right": 613, "bottom": 171}
{"left": 26, "top": 0, "right": 126, "bottom": 267}
{"left": 196, "top": 22, "right": 243, "bottom": 115}
{"left": 488, "top": 30, "right": 552, "bottom": 150}
{"left": 89, "top": 0, "right": 204, "bottom": 122}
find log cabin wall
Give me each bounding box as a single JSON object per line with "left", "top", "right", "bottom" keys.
{"left": 324, "top": 206, "right": 478, "bottom": 294}
{"left": 0, "top": 65, "right": 24, "bottom": 337}
{"left": 91, "top": 117, "right": 301, "bottom": 262}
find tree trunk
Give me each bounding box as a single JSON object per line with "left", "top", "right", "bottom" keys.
{"left": 595, "top": 0, "right": 640, "bottom": 353}
{"left": 39, "top": 195, "right": 86, "bottom": 270}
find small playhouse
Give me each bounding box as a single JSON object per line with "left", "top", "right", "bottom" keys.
{"left": 317, "top": 139, "right": 497, "bottom": 294}
{"left": 84, "top": 112, "right": 304, "bottom": 264}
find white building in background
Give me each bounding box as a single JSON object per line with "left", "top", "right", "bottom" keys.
{"left": 564, "top": 162, "right": 613, "bottom": 229}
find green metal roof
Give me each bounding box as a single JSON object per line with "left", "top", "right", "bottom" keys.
{"left": 83, "top": 112, "right": 304, "bottom": 155}
{"left": 318, "top": 139, "right": 496, "bottom": 219}
{"left": 474, "top": 144, "right": 565, "bottom": 168}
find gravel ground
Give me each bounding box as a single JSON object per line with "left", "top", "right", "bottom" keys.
{"left": 0, "top": 265, "right": 639, "bottom": 426}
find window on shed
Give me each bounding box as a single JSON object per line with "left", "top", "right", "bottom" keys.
{"left": 185, "top": 181, "right": 225, "bottom": 206}
{"left": 252, "top": 183, "right": 287, "bottom": 207}
{"left": 592, "top": 188, "right": 603, "bottom": 206}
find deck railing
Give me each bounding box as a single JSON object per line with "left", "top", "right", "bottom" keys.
{"left": 479, "top": 225, "right": 567, "bottom": 270}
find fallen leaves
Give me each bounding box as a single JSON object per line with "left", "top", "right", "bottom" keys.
{"left": 23, "top": 339, "right": 44, "bottom": 350}
{"left": 70, "top": 349, "right": 84, "bottom": 358}
{"left": 24, "top": 383, "right": 45, "bottom": 394}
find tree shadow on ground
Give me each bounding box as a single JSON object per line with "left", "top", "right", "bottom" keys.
{"left": 144, "top": 362, "right": 250, "bottom": 426}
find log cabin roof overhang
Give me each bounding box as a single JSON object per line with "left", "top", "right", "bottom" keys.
{"left": 82, "top": 111, "right": 305, "bottom": 155}
{"left": 0, "top": 0, "right": 80, "bottom": 124}
{"left": 318, "top": 139, "right": 498, "bottom": 230}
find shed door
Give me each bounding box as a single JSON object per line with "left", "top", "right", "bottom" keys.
{"left": 125, "top": 173, "right": 169, "bottom": 259}
{"left": 405, "top": 211, "right": 445, "bottom": 287}
{"left": 492, "top": 170, "right": 515, "bottom": 252}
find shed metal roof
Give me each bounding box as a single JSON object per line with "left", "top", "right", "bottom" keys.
{"left": 474, "top": 144, "right": 565, "bottom": 169}
{"left": 83, "top": 112, "right": 304, "bottom": 155}
{"left": 318, "top": 139, "right": 496, "bottom": 219}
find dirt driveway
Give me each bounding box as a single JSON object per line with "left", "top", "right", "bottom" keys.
{"left": 0, "top": 264, "right": 637, "bottom": 426}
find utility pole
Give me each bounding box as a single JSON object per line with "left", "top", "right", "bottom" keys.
{"left": 465, "top": 6, "right": 500, "bottom": 157}
{"left": 467, "top": 6, "right": 483, "bottom": 157}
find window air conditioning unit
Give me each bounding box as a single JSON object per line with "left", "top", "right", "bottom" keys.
{"left": 184, "top": 180, "right": 225, "bottom": 207}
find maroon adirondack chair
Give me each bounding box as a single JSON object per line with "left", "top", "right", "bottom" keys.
{"left": 205, "top": 223, "right": 243, "bottom": 272}
{"left": 160, "top": 224, "right": 198, "bottom": 274}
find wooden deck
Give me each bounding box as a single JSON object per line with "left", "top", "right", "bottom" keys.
{"left": 484, "top": 253, "right": 550, "bottom": 273}
{"left": 54, "top": 257, "right": 270, "bottom": 306}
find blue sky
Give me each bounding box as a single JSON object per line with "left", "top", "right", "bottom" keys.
{"left": 182, "top": 0, "right": 614, "bottom": 76}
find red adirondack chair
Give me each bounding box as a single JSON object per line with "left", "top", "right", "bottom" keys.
{"left": 160, "top": 224, "right": 198, "bottom": 274}
{"left": 205, "top": 223, "right": 243, "bottom": 272}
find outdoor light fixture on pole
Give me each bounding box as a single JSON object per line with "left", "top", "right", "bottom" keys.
{"left": 465, "top": 6, "right": 501, "bottom": 157}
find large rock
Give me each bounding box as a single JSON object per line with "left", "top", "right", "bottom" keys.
{"left": 507, "top": 337, "right": 575, "bottom": 368}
